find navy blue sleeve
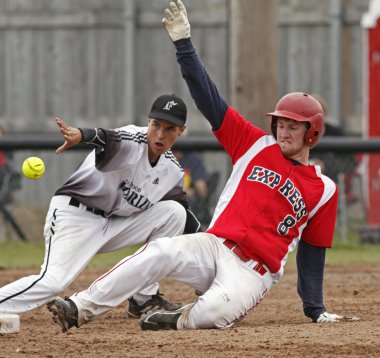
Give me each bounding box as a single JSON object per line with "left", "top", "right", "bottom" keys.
{"left": 296, "top": 239, "right": 326, "bottom": 321}
{"left": 174, "top": 38, "right": 228, "bottom": 130}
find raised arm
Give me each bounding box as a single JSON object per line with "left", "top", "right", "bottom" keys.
{"left": 162, "top": 1, "right": 228, "bottom": 130}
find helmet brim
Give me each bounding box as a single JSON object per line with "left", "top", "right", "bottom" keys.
{"left": 266, "top": 110, "right": 310, "bottom": 122}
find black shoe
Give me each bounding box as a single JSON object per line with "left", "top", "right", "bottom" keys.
{"left": 139, "top": 310, "right": 181, "bottom": 331}
{"left": 47, "top": 296, "right": 79, "bottom": 333}
{"left": 194, "top": 289, "right": 204, "bottom": 296}
{"left": 127, "top": 291, "right": 183, "bottom": 318}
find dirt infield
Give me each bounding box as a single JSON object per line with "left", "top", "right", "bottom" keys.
{"left": 1, "top": 265, "right": 379, "bottom": 358}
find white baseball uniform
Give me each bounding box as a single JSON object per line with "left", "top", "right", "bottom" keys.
{"left": 0, "top": 125, "right": 186, "bottom": 314}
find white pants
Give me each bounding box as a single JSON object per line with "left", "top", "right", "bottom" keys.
{"left": 0, "top": 195, "right": 186, "bottom": 314}
{"left": 72, "top": 233, "right": 274, "bottom": 329}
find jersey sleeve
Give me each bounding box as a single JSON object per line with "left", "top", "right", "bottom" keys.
{"left": 174, "top": 39, "right": 267, "bottom": 164}
{"left": 301, "top": 183, "right": 338, "bottom": 248}
{"left": 296, "top": 240, "right": 326, "bottom": 321}
{"left": 175, "top": 38, "right": 228, "bottom": 130}
{"left": 79, "top": 128, "right": 106, "bottom": 147}
{"left": 94, "top": 128, "right": 138, "bottom": 171}
{"left": 213, "top": 106, "right": 267, "bottom": 164}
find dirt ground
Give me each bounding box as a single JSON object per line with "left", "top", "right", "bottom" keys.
{"left": 1, "top": 264, "right": 379, "bottom": 358}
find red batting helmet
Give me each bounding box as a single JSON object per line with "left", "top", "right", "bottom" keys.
{"left": 266, "top": 92, "right": 325, "bottom": 148}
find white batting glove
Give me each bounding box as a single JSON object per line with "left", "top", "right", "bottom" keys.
{"left": 315, "top": 312, "right": 344, "bottom": 323}
{"left": 162, "top": 0, "right": 190, "bottom": 42}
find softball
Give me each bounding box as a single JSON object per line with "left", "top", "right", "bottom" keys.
{"left": 22, "top": 157, "right": 45, "bottom": 179}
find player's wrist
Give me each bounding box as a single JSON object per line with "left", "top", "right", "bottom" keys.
{"left": 80, "top": 128, "right": 106, "bottom": 147}
{"left": 78, "top": 128, "right": 85, "bottom": 142}
{"left": 173, "top": 37, "right": 193, "bottom": 50}
{"left": 79, "top": 128, "right": 94, "bottom": 143}
{"left": 303, "top": 307, "right": 325, "bottom": 322}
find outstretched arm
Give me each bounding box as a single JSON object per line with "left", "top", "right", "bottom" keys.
{"left": 297, "top": 240, "right": 348, "bottom": 323}
{"left": 55, "top": 117, "right": 106, "bottom": 154}
{"left": 55, "top": 118, "right": 82, "bottom": 154}
{"left": 162, "top": 1, "right": 228, "bottom": 130}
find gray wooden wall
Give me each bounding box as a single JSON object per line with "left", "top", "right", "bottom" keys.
{"left": 0, "top": 0, "right": 371, "bottom": 206}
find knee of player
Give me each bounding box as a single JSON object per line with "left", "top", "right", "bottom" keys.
{"left": 201, "top": 303, "right": 224, "bottom": 324}
{"left": 193, "top": 297, "right": 234, "bottom": 329}
{"left": 162, "top": 201, "right": 186, "bottom": 223}
{"left": 43, "top": 274, "right": 69, "bottom": 295}
{"left": 148, "top": 237, "right": 182, "bottom": 260}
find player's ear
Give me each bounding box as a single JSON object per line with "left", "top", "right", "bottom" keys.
{"left": 178, "top": 125, "right": 186, "bottom": 136}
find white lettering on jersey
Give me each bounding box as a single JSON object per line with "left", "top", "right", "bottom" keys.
{"left": 277, "top": 178, "right": 308, "bottom": 235}
{"left": 247, "top": 166, "right": 308, "bottom": 236}
{"left": 119, "top": 180, "right": 153, "bottom": 211}
{"left": 247, "top": 166, "right": 281, "bottom": 189}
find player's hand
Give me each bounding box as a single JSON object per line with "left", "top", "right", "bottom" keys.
{"left": 315, "top": 312, "right": 343, "bottom": 323}
{"left": 314, "top": 311, "right": 360, "bottom": 323}
{"left": 55, "top": 117, "right": 82, "bottom": 154}
{"left": 162, "top": 0, "right": 190, "bottom": 42}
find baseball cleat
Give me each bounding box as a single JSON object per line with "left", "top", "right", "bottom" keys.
{"left": 47, "top": 296, "right": 79, "bottom": 333}
{"left": 127, "top": 291, "right": 184, "bottom": 318}
{"left": 139, "top": 310, "right": 182, "bottom": 331}
{"left": 139, "top": 302, "right": 194, "bottom": 331}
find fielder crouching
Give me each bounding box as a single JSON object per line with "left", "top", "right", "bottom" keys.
{"left": 1, "top": 92, "right": 201, "bottom": 321}
{"left": 47, "top": 0, "right": 357, "bottom": 332}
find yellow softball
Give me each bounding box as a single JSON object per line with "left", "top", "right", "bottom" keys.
{"left": 22, "top": 157, "right": 45, "bottom": 179}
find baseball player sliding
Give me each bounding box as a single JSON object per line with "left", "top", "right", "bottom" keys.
{"left": 47, "top": 1, "right": 356, "bottom": 333}
{"left": 0, "top": 93, "right": 200, "bottom": 320}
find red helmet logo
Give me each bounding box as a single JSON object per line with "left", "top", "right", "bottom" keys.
{"left": 266, "top": 92, "right": 325, "bottom": 148}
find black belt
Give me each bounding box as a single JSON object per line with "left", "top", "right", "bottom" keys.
{"left": 69, "top": 197, "right": 105, "bottom": 217}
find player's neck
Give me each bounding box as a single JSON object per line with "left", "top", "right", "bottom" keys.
{"left": 286, "top": 149, "right": 309, "bottom": 166}
{"left": 149, "top": 156, "right": 160, "bottom": 167}
{"left": 147, "top": 151, "right": 160, "bottom": 167}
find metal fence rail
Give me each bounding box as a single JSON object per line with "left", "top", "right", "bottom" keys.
{"left": 1, "top": 136, "right": 380, "bottom": 152}
{"left": 1, "top": 136, "right": 379, "bottom": 243}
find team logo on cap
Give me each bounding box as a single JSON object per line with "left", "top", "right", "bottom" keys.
{"left": 163, "top": 101, "right": 178, "bottom": 111}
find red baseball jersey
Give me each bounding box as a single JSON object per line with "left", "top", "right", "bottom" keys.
{"left": 207, "top": 106, "right": 338, "bottom": 279}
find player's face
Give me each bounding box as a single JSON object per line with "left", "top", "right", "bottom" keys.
{"left": 276, "top": 118, "right": 309, "bottom": 163}
{"left": 147, "top": 118, "right": 185, "bottom": 162}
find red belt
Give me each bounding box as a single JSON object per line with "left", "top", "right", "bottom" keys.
{"left": 223, "top": 240, "right": 267, "bottom": 276}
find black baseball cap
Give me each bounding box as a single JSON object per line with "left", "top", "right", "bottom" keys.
{"left": 148, "top": 94, "right": 187, "bottom": 126}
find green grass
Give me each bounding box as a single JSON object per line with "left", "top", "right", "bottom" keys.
{"left": 0, "top": 240, "right": 141, "bottom": 270}
{"left": 0, "top": 234, "right": 379, "bottom": 270}
{"left": 286, "top": 231, "right": 380, "bottom": 267}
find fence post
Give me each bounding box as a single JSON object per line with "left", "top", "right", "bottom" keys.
{"left": 338, "top": 173, "right": 348, "bottom": 242}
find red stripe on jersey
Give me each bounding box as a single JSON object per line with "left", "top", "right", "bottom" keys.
{"left": 207, "top": 106, "right": 338, "bottom": 275}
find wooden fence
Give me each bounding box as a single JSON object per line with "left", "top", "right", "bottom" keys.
{"left": 0, "top": 0, "right": 371, "bottom": 203}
